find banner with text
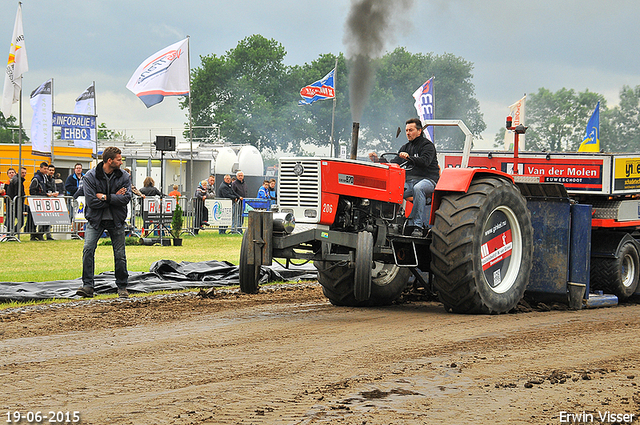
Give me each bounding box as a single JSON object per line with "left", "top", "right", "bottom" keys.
{"left": 27, "top": 197, "right": 70, "bottom": 225}
{"left": 52, "top": 113, "right": 96, "bottom": 141}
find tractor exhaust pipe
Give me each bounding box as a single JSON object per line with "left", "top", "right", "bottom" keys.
{"left": 350, "top": 121, "right": 360, "bottom": 160}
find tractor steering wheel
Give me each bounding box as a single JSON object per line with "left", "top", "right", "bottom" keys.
{"left": 379, "top": 152, "right": 413, "bottom": 172}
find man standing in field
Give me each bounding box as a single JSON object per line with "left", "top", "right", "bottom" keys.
{"left": 76, "top": 146, "right": 132, "bottom": 299}
{"left": 231, "top": 170, "right": 246, "bottom": 234}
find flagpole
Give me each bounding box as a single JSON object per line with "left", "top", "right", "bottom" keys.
{"left": 93, "top": 81, "right": 97, "bottom": 157}
{"left": 187, "top": 35, "right": 193, "bottom": 200}
{"left": 50, "top": 78, "right": 55, "bottom": 165}
{"left": 429, "top": 75, "right": 435, "bottom": 143}
{"left": 330, "top": 57, "right": 338, "bottom": 158}
{"left": 18, "top": 86, "right": 22, "bottom": 203}
{"left": 15, "top": 2, "right": 24, "bottom": 218}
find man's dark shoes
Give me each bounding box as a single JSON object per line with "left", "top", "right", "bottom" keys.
{"left": 117, "top": 288, "right": 129, "bottom": 299}
{"left": 76, "top": 286, "right": 94, "bottom": 298}
{"left": 410, "top": 227, "right": 425, "bottom": 238}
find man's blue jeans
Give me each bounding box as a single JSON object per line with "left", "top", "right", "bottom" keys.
{"left": 404, "top": 178, "right": 436, "bottom": 228}
{"left": 82, "top": 220, "right": 128, "bottom": 289}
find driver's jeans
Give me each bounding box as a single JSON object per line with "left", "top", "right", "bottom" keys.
{"left": 404, "top": 178, "right": 436, "bottom": 228}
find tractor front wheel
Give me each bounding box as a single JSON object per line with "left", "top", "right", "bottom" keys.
{"left": 316, "top": 260, "right": 410, "bottom": 307}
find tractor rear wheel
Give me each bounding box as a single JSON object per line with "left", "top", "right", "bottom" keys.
{"left": 239, "top": 232, "right": 260, "bottom": 294}
{"left": 430, "top": 176, "right": 533, "bottom": 314}
{"left": 316, "top": 260, "right": 410, "bottom": 307}
{"left": 591, "top": 239, "right": 640, "bottom": 301}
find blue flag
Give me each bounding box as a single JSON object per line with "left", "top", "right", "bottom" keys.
{"left": 299, "top": 69, "right": 335, "bottom": 105}
{"left": 578, "top": 101, "right": 600, "bottom": 152}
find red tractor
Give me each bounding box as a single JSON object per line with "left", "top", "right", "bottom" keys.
{"left": 239, "top": 120, "right": 639, "bottom": 313}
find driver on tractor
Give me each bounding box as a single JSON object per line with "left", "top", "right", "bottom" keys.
{"left": 369, "top": 118, "right": 440, "bottom": 237}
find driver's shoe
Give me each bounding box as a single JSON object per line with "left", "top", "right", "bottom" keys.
{"left": 410, "top": 227, "right": 425, "bottom": 238}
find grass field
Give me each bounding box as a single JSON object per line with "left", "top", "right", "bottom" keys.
{"left": 0, "top": 231, "right": 243, "bottom": 283}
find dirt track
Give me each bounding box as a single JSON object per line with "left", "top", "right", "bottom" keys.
{"left": 2, "top": 284, "right": 640, "bottom": 424}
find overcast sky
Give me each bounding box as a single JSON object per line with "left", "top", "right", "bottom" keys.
{"left": 2, "top": 0, "right": 639, "bottom": 149}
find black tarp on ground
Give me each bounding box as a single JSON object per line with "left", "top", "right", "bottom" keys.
{"left": 0, "top": 260, "right": 318, "bottom": 302}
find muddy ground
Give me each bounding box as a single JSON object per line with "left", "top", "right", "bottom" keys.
{"left": 2, "top": 284, "right": 640, "bottom": 424}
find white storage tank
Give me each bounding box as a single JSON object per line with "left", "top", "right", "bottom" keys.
{"left": 237, "top": 145, "right": 264, "bottom": 176}
{"left": 214, "top": 147, "right": 238, "bottom": 175}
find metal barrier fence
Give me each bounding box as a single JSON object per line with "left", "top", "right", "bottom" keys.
{"left": 1, "top": 195, "right": 83, "bottom": 242}
{"left": 0, "top": 195, "right": 272, "bottom": 242}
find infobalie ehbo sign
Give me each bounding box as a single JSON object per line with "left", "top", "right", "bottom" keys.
{"left": 52, "top": 113, "right": 96, "bottom": 141}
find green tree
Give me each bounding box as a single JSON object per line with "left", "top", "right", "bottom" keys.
{"left": 601, "top": 85, "right": 640, "bottom": 152}
{"left": 188, "top": 36, "right": 486, "bottom": 156}
{"left": 359, "top": 48, "right": 485, "bottom": 152}
{"left": 522, "top": 88, "right": 605, "bottom": 152}
{"left": 294, "top": 49, "right": 485, "bottom": 154}
{"left": 288, "top": 53, "right": 351, "bottom": 157}
{"left": 96, "top": 122, "right": 133, "bottom": 142}
{"left": 0, "top": 112, "right": 29, "bottom": 143}
{"left": 493, "top": 127, "right": 506, "bottom": 149}
{"left": 188, "top": 34, "right": 307, "bottom": 154}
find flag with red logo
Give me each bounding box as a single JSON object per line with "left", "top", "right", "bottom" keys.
{"left": 126, "top": 38, "right": 190, "bottom": 108}
{"left": 299, "top": 69, "right": 335, "bottom": 105}
{"left": 504, "top": 95, "right": 526, "bottom": 150}
{"left": 1, "top": 3, "right": 28, "bottom": 118}
{"left": 412, "top": 77, "right": 434, "bottom": 142}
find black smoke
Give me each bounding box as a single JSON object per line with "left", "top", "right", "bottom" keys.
{"left": 344, "top": 0, "right": 414, "bottom": 122}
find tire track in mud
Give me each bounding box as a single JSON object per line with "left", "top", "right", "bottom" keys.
{"left": 2, "top": 286, "right": 640, "bottom": 424}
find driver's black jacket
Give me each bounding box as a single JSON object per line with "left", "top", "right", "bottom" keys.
{"left": 388, "top": 134, "right": 440, "bottom": 183}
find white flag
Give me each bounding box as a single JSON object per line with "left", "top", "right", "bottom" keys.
{"left": 30, "top": 79, "right": 52, "bottom": 157}
{"left": 73, "top": 83, "right": 96, "bottom": 151}
{"left": 504, "top": 95, "right": 526, "bottom": 151}
{"left": 126, "top": 38, "right": 190, "bottom": 108}
{"left": 1, "top": 4, "right": 28, "bottom": 118}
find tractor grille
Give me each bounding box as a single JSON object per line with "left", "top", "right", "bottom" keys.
{"left": 278, "top": 159, "right": 321, "bottom": 208}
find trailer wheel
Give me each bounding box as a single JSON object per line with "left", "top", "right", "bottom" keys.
{"left": 316, "top": 260, "right": 410, "bottom": 307}
{"left": 430, "top": 176, "right": 533, "bottom": 314}
{"left": 239, "top": 232, "right": 260, "bottom": 294}
{"left": 353, "top": 231, "right": 373, "bottom": 301}
{"left": 591, "top": 240, "right": 639, "bottom": 301}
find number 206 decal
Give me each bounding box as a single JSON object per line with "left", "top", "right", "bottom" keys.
{"left": 322, "top": 203, "right": 333, "bottom": 213}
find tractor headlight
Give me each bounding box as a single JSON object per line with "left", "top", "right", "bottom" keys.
{"left": 273, "top": 212, "right": 295, "bottom": 234}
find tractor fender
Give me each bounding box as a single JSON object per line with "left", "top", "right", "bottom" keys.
{"left": 430, "top": 168, "right": 515, "bottom": 225}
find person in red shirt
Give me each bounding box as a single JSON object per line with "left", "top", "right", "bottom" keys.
{"left": 168, "top": 184, "right": 181, "bottom": 198}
